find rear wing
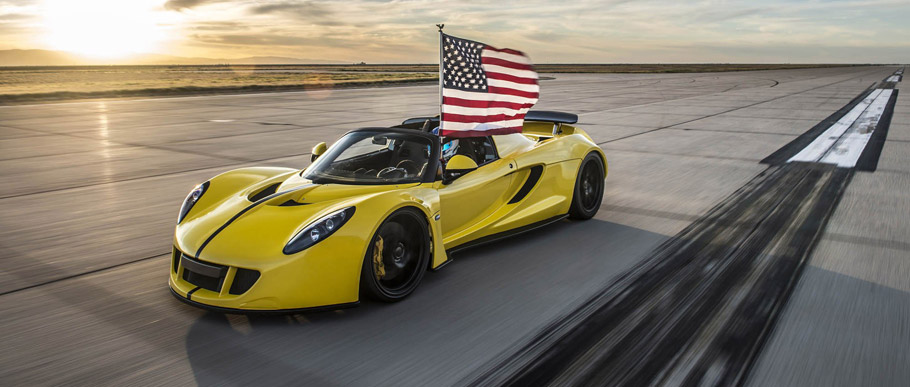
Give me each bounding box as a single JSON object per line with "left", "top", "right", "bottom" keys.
{"left": 397, "top": 110, "right": 579, "bottom": 136}
{"left": 524, "top": 111, "right": 578, "bottom": 125}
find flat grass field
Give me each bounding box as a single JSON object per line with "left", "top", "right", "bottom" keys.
{"left": 0, "top": 63, "right": 863, "bottom": 103}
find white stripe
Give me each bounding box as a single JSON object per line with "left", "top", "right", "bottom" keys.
{"left": 443, "top": 88, "right": 536, "bottom": 104}
{"left": 481, "top": 49, "right": 532, "bottom": 65}
{"left": 441, "top": 119, "right": 525, "bottom": 131}
{"left": 788, "top": 89, "right": 881, "bottom": 163}
{"left": 487, "top": 78, "right": 540, "bottom": 93}
{"left": 788, "top": 89, "right": 892, "bottom": 168}
{"left": 817, "top": 89, "right": 892, "bottom": 167}
{"left": 886, "top": 75, "right": 900, "bottom": 82}
{"left": 481, "top": 64, "right": 538, "bottom": 80}
{"left": 442, "top": 105, "right": 531, "bottom": 117}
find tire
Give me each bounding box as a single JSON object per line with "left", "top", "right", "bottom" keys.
{"left": 360, "top": 207, "right": 431, "bottom": 302}
{"left": 569, "top": 153, "right": 605, "bottom": 220}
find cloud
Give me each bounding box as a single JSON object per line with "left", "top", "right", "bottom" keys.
{"left": 164, "top": 0, "right": 225, "bottom": 11}
{"left": 193, "top": 33, "right": 312, "bottom": 47}
{"left": 4, "top": 0, "right": 909, "bottom": 62}
{"left": 246, "top": 0, "right": 342, "bottom": 26}
{"left": 249, "top": 1, "right": 331, "bottom": 17}
{"left": 0, "top": 13, "right": 30, "bottom": 23}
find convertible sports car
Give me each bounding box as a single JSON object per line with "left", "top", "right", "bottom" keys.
{"left": 169, "top": 111, "right": 607, "bottom": 313}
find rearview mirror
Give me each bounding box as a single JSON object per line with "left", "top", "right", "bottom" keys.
{"left": 443, "top": 155, "right": 479, "bottom": 184}
{"left": 311, "top": 142, "right": 327, "bottom": 162}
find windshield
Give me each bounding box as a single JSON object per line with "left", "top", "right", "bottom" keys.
{"left": 303, "top": 131, "right": 435, "bottom": 185}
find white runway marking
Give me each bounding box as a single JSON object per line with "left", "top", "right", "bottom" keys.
{"left": 788, "top": 88, "right": 893, "bottom": 168}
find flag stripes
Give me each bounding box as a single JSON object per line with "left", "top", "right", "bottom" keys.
{"left": 440, "top": 33, "right": 539, "bottom": 137}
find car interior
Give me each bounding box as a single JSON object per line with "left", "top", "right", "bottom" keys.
{"left": 308, "top": 134, "right": 433, "bottom": 182}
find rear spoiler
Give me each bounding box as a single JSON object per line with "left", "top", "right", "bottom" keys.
{"left": 398, "top": 110, "right": 578, "bottom": 135}
{"left": 523, "top": 111, "right": 578, "bottom": 124}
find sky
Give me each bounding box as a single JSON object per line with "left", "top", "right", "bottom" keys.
{"left": 0, "top": 0, "right": 908, "bottom": 63}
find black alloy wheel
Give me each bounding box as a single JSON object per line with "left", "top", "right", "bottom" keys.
{"left": 360, "top": 208, "right": 430, "bottom": 302}
{"left": 569, "top": 153, "right": 605, "bottom": 220}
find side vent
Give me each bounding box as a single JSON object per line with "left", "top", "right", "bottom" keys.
{"left": 508, "top": 165, "right": 544, "bottom": 204}
{"left": 248, "top": 183, "right": 280, "bottom": 202}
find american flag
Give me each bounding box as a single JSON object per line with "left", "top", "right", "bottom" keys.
{"left": 439, "top": 33, "right": 539, "bottom": 137}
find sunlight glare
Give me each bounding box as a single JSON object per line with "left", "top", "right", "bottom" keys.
{"left": 41, "top": 0, "right": 171, "bottom": 59}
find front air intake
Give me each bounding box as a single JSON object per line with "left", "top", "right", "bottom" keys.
{"left": 229, "top": 268, "right": 261, "bottom": 295}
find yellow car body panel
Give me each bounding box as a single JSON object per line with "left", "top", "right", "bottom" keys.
{"left": 169, "top": 120, "right": 606, "bottom": 312}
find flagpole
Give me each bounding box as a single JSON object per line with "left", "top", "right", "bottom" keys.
{"left": 436, "top": 24, "right": 444, "bottom": 135}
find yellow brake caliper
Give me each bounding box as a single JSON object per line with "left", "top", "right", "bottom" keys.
{"left": 372, "top": 236, "right": 385, "bottom": 279}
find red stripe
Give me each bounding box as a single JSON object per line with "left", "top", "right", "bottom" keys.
{"left": 443, "top": 112, "right": 526, "bottom": 123}
{"left": 443, "top": 97, "right": 534, "bottom": 110}
{"left": 440, "top": 126, "right": 523, "bottom": 138}
{"left": 481, "top": 57, "right": 534, "bottom": 71}
{"left": 488, "top": 86, "right": 539, "bottom": 99}
{"left": 483, "top": 46, "right": 527, "bottom": 57}
{"left": 486, "top": 71, "right": 538, "bottom": 85}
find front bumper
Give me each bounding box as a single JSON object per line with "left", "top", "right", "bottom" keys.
{"left": 168, "top": 235, "right": 366, "bottom": 311}
{"left": 169, "top": 287, "right": 358, "bottom": 315}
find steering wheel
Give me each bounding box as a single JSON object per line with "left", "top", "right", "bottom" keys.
{"left": 376, "top": 167, "right": 406, "bottom": 179}
{"left": 396, "top": 160, "right": 419, "bottom": 176}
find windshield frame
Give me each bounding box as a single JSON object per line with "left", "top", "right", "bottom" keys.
{"left": 302, "top": 127, "right": 441, "bottom": 185}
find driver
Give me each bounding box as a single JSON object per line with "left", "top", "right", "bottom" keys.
{"left": 442, "top": 138, "right": 460, "bottom": 164}
{"left": 433, "top": 126, "right": 461, "bottom": 167}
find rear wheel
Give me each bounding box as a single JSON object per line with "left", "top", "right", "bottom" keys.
{"left": 360, "top": 208, "right": 430, "bottom": 302}
{"left": 569, "top": 153, "right": 605, "bottom": 220}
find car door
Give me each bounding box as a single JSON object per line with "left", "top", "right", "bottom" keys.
{"left": 437, "top": 137, "right": 514, "bottom": 238}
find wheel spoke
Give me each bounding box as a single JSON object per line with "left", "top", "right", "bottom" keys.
{"left": 374, "top": 212, "right": 427, "bottom": 292}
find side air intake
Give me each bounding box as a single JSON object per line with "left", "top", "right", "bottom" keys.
{"left": 509, "top": 166, "right": 544, "bottom": 204}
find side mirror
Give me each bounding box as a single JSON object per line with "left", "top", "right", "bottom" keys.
{"left": 442, "top": 155, "right": 479, "bottom": 184}
{"left": 311, "top": 142, "right": 327, "bottom": 162}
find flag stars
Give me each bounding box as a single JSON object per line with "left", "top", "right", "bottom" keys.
{"left": 441, "top": 34, "right": 488, "bottom": 92}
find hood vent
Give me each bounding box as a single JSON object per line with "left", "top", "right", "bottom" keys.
{"left": 279, "top": 199, "right": 309, "bottom": 206}
{"left": 248, "top": 183, "right": 281, "bottom": 202}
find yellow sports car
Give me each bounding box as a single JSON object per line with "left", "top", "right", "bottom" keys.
{"left": 169, "top": 111, "right": 606, "bottom": 313}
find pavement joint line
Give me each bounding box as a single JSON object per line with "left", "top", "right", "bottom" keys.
{"left": 597, "top": 146, "right": 760, "bottom": 163}
{"left": 0, "top": 80, "right": 439, "bottom": 108}
{"left": 0, "top": 122, "right": 254, "bottom": 163}
{"left": 2, "top": 113, "right": 399, "bottom": 145}
{"left": 0, "top": 151, "right": 312, "bottom": 200}
{"left": 0, "top": 253, "right": 169, "bottom": 297}
{"left": 595, "top": 67, "right": 886, "bottom": 146}
{"left": 0, "top": 113, "right": 407, "bottom": 165}
{"left": 673, "top": 127, "right": 799, "bottom": 137}
{"left": 601, "top": 204, "right": 701, "bottom": 222}
{"left": 577, "top": 69, "right": 883, "bottom": 119}
{"left": 823, "top": 232, "right": 910, "bottom": 252}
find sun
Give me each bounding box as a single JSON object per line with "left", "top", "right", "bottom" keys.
{"left": 41, "top": 0, "right": 171, "bottom": 59}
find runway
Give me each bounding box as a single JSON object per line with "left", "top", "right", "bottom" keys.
{"left": 1, "top": 66, "right": 907, "bottom": 386}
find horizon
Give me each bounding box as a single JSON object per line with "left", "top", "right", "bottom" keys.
{"left": 0, "top": 1, "right": 908, "bottom": 64}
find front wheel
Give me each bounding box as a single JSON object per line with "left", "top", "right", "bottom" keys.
{"left": 360, "top": 208, "right": 430, "bottom": 302}
{"left": 569, "top": 153, "right": 605, "bottom": 220}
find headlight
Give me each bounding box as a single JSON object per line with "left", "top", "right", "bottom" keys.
{"left": 178, "top": 182, "right": 209, "bottom": 223}
{"left": 283, "top": 206, "right": 356, "bottom": 255}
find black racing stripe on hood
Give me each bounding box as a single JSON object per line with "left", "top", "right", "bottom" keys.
{"left": 194, "top": 184, "right": 315, "bottom": 258}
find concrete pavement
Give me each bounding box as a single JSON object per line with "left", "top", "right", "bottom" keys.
{"left": 1, "top": 66, "right": 906, "bottom": 386}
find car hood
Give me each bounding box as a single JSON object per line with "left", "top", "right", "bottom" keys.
{"left": 176, "top": 174, "right": 419, "bottom": 264}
